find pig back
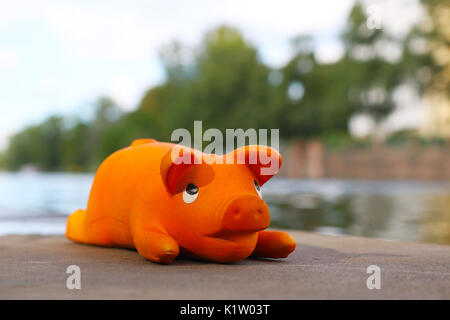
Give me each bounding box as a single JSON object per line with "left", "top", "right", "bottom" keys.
{"left": 85, "top": 142, "right": 175, "bottom": 231}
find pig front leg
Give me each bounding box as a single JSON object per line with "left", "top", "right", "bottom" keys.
{"left": 133, "top": 228, "right": 180, "bottom": 264}
{"left": 252, "top": 230, "right": 296, "bottom": 259}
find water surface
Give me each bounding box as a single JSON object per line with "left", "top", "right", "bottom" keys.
{"left": 0, "top": 172, "right": 449, "bottom": 245}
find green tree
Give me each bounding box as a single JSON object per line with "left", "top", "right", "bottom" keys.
{"left": 88, "top": 97, "right": 123, "bottom": 167}
{"left": 190, "top": 26, "right": 274, "bottom": 130}
{"left": 61, "top": 121, "right": 91, "bottom": 171}
{"left": 0, "top": 151, "right": 6, "bottom": 170}
{"left": 340, "top": 2, "right": 399, "bottom": 124}
{"left": 6, "top": 116, "right": 65, "bottom": 171}
{"left": 138, "top": 25, "right": 275, "bottom": 141}
{"left": 403, "top": 0, "right": 450, "bottom": 96}
{"left": 274, "top": 36, "right": 361, "bottom": 139}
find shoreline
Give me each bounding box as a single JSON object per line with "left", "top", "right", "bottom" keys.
{"left": 1, "top": 231, "right": 449, "bottom": 299}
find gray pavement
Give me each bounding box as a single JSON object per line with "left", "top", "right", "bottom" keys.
{"left": 0, "top": 231, "right": 449, "bottom": 299}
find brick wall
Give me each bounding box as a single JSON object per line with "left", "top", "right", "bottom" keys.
{"left": 278, "top": 140, "right": 450, "bottom": 180}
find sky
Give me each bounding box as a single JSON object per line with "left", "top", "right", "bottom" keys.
{"left": 0, "top": 0, "right": 423, "bottom": 150}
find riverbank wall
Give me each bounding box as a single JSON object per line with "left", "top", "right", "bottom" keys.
{"left": 279, "top": 140, "right": 450, "bottom": 180}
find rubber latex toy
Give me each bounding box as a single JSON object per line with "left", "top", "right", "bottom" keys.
{"left": 66, "top": 139, "right": 296, "bottom": 263}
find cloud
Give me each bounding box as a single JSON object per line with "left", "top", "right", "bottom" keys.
{"left": 0, "top": 48, "right": 19, "bottom": 71}
{"left": 107, "top": 75, "right": 149, "bottom": 111}
{"left": 0, "top": 0, "right": 357, "bottom": 150}
{"left": 363, "top": 0, "right": 424, "bottom": 38}
{"left": 38, "top": 0, "right": 355, "bottom": 65}
{"left": 223, "top": 0, "right": 354, "bottom": 35}
{"left": 42, "top": 3, "right": 157, "bottom": 60}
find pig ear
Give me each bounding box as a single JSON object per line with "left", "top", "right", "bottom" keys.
{"left": 160, "top": 146, "right": 214, "bottom": 194}
{"left": 230, "top": 145, "right": 282, "bottom": 186}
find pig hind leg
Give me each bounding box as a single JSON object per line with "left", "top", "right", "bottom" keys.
{"left": 66, "top": 209, "right": 116, "bottom": 246}
{"left": 252, "top": 230, "right": 296, "bottom": 259}
{"left": 66, "top": 209, "right": 90, "bottom": 244}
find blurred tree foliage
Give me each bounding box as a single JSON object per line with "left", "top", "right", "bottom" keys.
{"left": 138, "top": 26, "right": 275, "bottom": 135}
{"left": 414, "top": 0, "right": 450, "bottom": 95}
{"left": 2, "top": 1, "right": 447, "bottom": 172}
{"left": 0, "top": 152, "right": 5, "bottom": 169}
{"left": 5, "top": 98, "right": 122, "bottom": 171}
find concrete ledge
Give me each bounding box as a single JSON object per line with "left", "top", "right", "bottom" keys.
{"left": 0, "top": 231, "right": 449, "bottom": 299}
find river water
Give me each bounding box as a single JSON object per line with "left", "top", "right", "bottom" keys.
{"left": 0, "top": 172, "right": 449, "bottom": 245}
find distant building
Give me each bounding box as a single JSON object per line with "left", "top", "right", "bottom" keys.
{"left": 420, "top": 94, "right": 450, "bottom": 139}
{"left": 19, "top": 164, "right": 40, "bottom": 173}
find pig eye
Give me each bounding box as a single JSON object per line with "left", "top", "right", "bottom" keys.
{"left": 254, "top": 180, "right": 262, "bottom": 198}
{"left": 183, "top": 183, "right": 199, "bottom": 204}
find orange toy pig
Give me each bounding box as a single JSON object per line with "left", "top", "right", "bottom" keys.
{"left": 66, "top": 139, "right": 296, "bottom": 263}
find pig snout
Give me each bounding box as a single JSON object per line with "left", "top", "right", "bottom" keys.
{"left": 221, "top": 195, "right": 270, "bottom": 232}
